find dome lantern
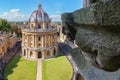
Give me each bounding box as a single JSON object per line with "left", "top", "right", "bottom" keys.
{"left": 38, "top": 2, "right": 42, "bottom": 9}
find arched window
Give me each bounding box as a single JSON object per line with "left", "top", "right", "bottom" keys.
{"left": 38, "top": 44, "right": 41, "bottom": 47}
{"left": 38, "top": 24, "right": 41, "bottom": 29}
{"left": 31, "top": 24, "right": 33, "bottom": 27}
{"left": 38, "top": 37, "right": 41, "bottom": 41}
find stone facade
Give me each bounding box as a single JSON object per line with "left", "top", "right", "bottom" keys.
{"left": 0, "top": 33, "right": 17, "bottom": 57}
{"left": 83, "top": 0, "right": 108, "bottom": 7}
{"left": 22, "top": 3, "right": 58, "bottom": 60}
{"left": 62, "top": 0, "right": 120, "bottom": 80}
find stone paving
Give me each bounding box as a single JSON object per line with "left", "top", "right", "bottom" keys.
{"left": 36, "top": 59, "right": 42, "bottom": 80}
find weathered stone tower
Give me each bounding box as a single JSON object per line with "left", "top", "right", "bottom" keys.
{"left": 22, "top": 3, "right": 58, "bottom": 60}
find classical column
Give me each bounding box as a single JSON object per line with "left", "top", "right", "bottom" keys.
{"left": 43, "top": 22, "right": 45, "bottom": 29}
{"left": 42, "top": 51, "right": 45, "bottom": 59}
{"left": 43, "top": 35, "right": 45, "bottom": 47}
{"left": 35, "top": 35, "right": 37, "bottom": 48}
{"left": 49, "top": 35, "right": 50, "bottom": 46}
{"left": 34, "top": 35, "right": 35, "bottom": 47}
{"left": 45, "top": 35, "right": 47, "bottom": 47}
{"left": 41, "top": 35, "right": 44, "bottom": 48}
{"left": 27, "top": 35, "right": 29, "bottom": 47}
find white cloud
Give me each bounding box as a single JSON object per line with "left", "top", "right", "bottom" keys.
{"left": 10, "top": 9, "right": 20, "bottom": 13}
{"left": 56, "top": 10, "right": 61, "bottom": 14}
{"left": 0, "top": 9, "right": 29, "bottom": 22}
{"left": 50, "top": 14, "right": 61, "bottom": 22}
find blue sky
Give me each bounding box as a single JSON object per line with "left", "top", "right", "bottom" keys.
{"left": 0, "top": 0, "right": 83, "bottom": 22}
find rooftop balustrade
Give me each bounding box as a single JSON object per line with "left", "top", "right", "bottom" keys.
{"left": 22, "top": 27, "right": 57, "bottom": 32}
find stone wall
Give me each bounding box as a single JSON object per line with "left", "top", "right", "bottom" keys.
{"left": 70, "top": 48, "right": 120, "bottom": 80}
{"left": 62, "top": 0, "right": 120, "bottom": 76}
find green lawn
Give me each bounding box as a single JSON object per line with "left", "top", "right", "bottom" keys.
{"left": 3, "top": 56, "right": 37, "bottom": 80}
{"left": 42, "top": 56, "right": 73, "bottom": 80}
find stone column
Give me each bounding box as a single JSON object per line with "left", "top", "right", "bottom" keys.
{"left": 43, "top": 22, "right": 45, "bottom": 29}
{"left": 43, "top": 35, "right": 44, "bottom": 47}
{"left": 27, "top": 35, "right": 29, "bottom": 46}
{"left": 45, "top": 35, "right": 46, "bottom": 47}
{"left": 49, "top": 35, "right": 50, "bottom": 46}
{"left": 83, "top": 0, "right": 90, "bottom": 8}
{"left": 41, "top": 35, "right": 43, "bottom": 48}
{"left": 83, "top": 0, "right": 87, "bottom": 8}
{"left": 87, "top": 0, "right": 90, "bottom": 7}
{"left": 22, "top": 34, "right": 24, "bottom": 46}
{"left": 42, "top": 51, "right": 45, "bottom": 59}
{"left": 35, "top": 35, "right": 37, "bottom": 48}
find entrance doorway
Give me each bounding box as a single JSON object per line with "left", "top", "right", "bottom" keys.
{"left": 24, "top": 49, "right": 26, "bottom": 56}
{"left": 38, "top": 52, "right": 42, "bottom": 58}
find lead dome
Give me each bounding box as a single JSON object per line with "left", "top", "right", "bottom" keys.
{"left": 29, "top": 3, "right": 50, "bottom": 23}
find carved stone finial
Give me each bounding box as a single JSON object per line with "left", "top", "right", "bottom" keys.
{"left": 38, "top": 2, "right": 42, "bottom": 9}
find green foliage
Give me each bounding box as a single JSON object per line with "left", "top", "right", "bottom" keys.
{"left": 10, "top": 25, "right": 18, "bottom": 34}
{"left": 0, "top": 18, "right": 11, "bottom": 32}
{"left": 42, "top": 56, "right": 73, "bottom": 80}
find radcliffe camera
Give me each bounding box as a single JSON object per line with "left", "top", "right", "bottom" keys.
{"left": 0, "top": 0, "right": 120, "bottom": 80}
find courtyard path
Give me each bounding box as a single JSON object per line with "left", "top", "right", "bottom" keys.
{"left": 36, "top": 60, "right": 42, "bottom": 80}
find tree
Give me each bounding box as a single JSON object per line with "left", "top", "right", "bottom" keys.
{"left": 0, "top": 18, "right": 11, "bottom": 32}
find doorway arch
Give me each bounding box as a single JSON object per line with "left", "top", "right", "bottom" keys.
{"left": 38, "top": 51, "right": 42, "bottom": 58}
{"left": 24, "top": 49, "right": 26, "bottom": 56}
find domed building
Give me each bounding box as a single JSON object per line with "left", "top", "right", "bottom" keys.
{"left": 22, "top": 3, "right": 58, "bottom": 60}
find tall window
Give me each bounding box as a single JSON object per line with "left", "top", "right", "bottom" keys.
{"left": 38, "top": 37, "right": 41, "bottom": 41}
{"left": 38, "top": 24, "right": 41, "bottom": 29}
{"left": 46, "top": 26, "right": 48, "bottom": 29}
{"left": 47, "top": 51, "right": 50, "bottom": 56}
{"left": 38, "top": 44, "right": 41, "bottom": 47}
{"left": 31, "top": 24, "right": 33, "bottom": 27}
{"left": 46, "top": 24, "right": 48, "bottom": 29}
